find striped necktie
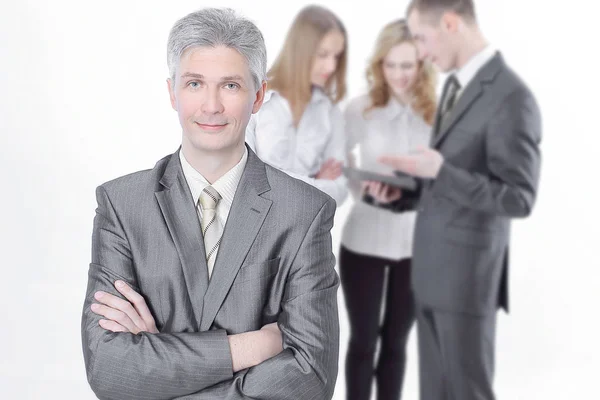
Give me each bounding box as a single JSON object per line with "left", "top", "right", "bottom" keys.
{"left": 198, "top": 186, "right": 223, "bottom": 279}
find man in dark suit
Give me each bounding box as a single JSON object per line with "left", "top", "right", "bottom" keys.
{"left": 81, "top": 8, "right": 339, "bottom": 399}
{"left": 378, "top": 1, "right": 542, "bottom": 399}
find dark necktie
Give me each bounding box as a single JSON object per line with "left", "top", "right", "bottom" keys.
{"left": 436, "top": 74, "right": 461, "bottom": 135}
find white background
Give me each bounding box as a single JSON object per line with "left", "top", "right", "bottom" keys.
{"left": 1, "top": 0, "right": 598, "bottom": 398}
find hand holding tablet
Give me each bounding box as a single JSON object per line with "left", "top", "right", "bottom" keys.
{"left": 342, "top": 166, "right": 418, "bottom": 191}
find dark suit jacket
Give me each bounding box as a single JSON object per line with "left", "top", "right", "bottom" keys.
{"left": 81, "top": 146, "right": 340, "bottom": 399}
{"left": 390, "top": 53, "right": 541, "bottom": 316}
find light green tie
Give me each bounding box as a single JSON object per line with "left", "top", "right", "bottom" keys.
{"left": 198, "top": 186, "right": 223, "bottom": 279}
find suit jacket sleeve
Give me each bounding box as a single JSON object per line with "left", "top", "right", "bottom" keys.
{"left": 431, "top": 88, "right": 542, "bottom": 217}
{"left": 82, "top": 186, "right": 234, "bottom": 400}
{"left": 177, "top": 197, "right": 340, "bottom": 399}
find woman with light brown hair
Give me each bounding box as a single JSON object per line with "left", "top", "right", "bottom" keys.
{"left": 245, "top": 5, "right": 348, "bottom": 205}
{"left": 339, "top": 19, "right": 437, "bottom": 400}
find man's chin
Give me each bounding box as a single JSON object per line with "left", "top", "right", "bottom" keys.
{"left": 186, "top": 137, "right": 244, "bottom": 154}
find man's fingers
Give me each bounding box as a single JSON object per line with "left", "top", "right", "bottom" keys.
{"left": 94, "top": 290, "right": 146, "bottom": 331}
{"left": 115, "top": 281, "right": 158, "bottom": 332}
{"left": 91, "top": 303, "right": 140, "bottom": 334}
{"left": 378, "top": 155, "right": 411, "bottom": 167}
{"left": 378, "top": 155, "right": 417, "bottom": 175}
{"left": 378, "top": 155, "right": 401, "bottom": 168}
{"left": 99, "top": 319, "right": 128, "bottom": 333}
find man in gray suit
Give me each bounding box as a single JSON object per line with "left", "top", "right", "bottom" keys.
{"left": 377, "top": 1, "right": 542, "bottom": 399}
{"left": 81, "top": 8, "right": 339, "bottom": 399}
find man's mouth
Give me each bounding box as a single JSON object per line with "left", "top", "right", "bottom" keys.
{"left": 195, "top": 122, "right": 228, "bottom": 131}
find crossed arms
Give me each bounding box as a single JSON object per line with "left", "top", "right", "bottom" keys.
{"left": 82, "top": 186, "right": 340, "bottom": 399}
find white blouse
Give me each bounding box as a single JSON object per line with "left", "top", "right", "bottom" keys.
{"left": 245, "top": 89, "right": 348, "bottom": 205}
{"left": 341, "top": 94, "right": 432, "bottom": 261}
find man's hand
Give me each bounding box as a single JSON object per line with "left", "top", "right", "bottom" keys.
{"left": 362, "top": 181, "right": 402, "bottom": 204}
{"left": 90, "top": 280, "right": 159, "bottom": 334}
{"left": 379, "top": 146, "right": 444, "bottom": 178}
{"left": 91, "top": 281, "right": 283, "bottom": 373}
{"left": 316, "top": 158, "right": 343, "bottom": 180}
{"left": 259, "top": 322, "right": 283, "bottom": 360}
{"left": 228, "top": 322, "right": 283, "bottom": 372}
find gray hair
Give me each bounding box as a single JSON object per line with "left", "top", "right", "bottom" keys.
{"left": 167, "top": 8, "right": 267, "bottom": 90}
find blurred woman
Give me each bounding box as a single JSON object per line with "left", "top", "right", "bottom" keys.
{"left": 246, "top": 5, "right": 348, "bottom": 204}
{"left": 339, "top": 19, "right": 437, "bottom": 400}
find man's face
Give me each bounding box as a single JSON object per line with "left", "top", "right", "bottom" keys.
{"left": 168, "top": 46, "right": 265, "bottom": 155}
{"left": 408, "top": 9, "right": 456, "bottom": 72}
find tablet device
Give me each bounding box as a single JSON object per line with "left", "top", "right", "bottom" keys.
{"left": 342, "top": 167, "right": 418, "bottom": 191}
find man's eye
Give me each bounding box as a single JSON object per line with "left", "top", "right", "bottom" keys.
{"left": 188, "top": 81, "right": 200, "bottom": 88}
{"left": 224, "top": 83, "right": 239, "bottom": 90}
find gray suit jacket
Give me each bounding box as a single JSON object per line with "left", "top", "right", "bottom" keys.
{"left": 81, "top": 146, "right": 340, "bottom": 399}
{"left": 408, "top": 53, "right": 542, "bottom": 316}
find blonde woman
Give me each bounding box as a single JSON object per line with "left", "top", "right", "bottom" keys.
{"left": 339, "top": 20, "right": 437, "bottom": 400}
{"left": 245, "top": 5, "right": 348, "bottom": 204}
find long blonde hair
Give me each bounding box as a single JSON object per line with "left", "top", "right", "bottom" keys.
{"left": 268, "top": 5, "right": 347, "bottom": 125}
{"left": 365, "top": 19, "right": 437, "bottom": 125}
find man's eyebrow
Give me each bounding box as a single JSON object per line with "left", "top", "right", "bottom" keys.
{"left": 179, "top": 73, "right": 246, "bottom": 82}
{"left": 221, "top": 75, "right": 245, "bottom": 82}
{"left": 180, "top": 72, "right": 204, "bottom": 79}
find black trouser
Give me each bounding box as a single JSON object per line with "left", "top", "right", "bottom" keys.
{"left": 339, "top": 246, "right": 415, "bottom": 400}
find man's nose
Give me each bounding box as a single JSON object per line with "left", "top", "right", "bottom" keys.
{"left": 201, "top": 87, "right": 225, "bottom": 114}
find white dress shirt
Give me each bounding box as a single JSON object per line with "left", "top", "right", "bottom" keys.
{"left": 179, "top": 147, "right": 248, "bottom": 228}
{"left": 245, "top": 89, "right": 348, "bottom": 205}
{"left": 341, "top": 94, "right": 432, "bottom": 261}
{"left": 454, "top": 45, "right": 497, "bottom": 98}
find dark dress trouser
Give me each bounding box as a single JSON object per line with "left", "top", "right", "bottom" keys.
{"left": 416, "top": 304, "right": 497, "bottom": 400}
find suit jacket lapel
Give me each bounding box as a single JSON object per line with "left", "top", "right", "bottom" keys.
{"left": 155, "top": 149, "right": 209, "bottom": 329}
{"left": 200, "top": 148, "right": 272, "bottom": 331}
{"left": 432, "top": 52, "right": 504, "bottom": 148}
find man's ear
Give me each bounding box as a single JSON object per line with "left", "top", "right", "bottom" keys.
{"left": 441, "top": 11, "right": 460, "bottom": 33}
{"left": 251, "top": 81, "right": 268, "bottom": 114}
{"left": 167, "top": 78, "right": 177, "bottom": 111}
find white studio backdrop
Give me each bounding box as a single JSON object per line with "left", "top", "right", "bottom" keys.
{"left": 0, "top": 0, "right": 598, "bottom": 398}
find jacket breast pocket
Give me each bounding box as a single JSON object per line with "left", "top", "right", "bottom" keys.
{"left": 219, "top": 258, "right": 281, "bottom": 333}
{"left": 234, "top": 257, "right": 280, "bottom": 285}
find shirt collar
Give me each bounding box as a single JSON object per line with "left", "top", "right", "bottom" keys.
{"left": 179, "top": 146, "right": 248, "bottom": 211}
{"left": 382, "top": 96, "right": 413, "bottom": 120}
{"left": 454, "top": 45, "right": 497, "bottom": 90}
{"left": 310, "top": 87, "right": 330, "bottom": 105}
